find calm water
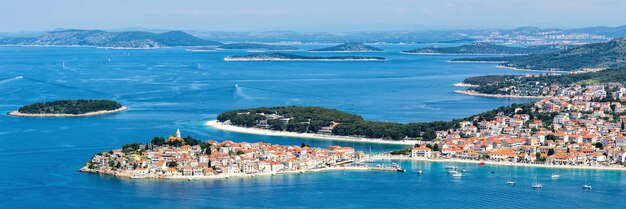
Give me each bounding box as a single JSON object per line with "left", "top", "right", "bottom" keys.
{"left": 0, "top": 45, "right": 624, "bottom": 208}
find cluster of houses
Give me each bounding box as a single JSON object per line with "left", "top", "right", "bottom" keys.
{"left": 410, "top": 83, "right": 626, "bottom": 167}
{"left": 83, "top": 130, "right": 363, "bottom": 178}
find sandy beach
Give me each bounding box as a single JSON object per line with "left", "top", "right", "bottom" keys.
{"left": 369, "top": 155, "right": 626, "bottom": 171}
{"left": 454, "top": 90, "right": 547, "bottom": 99}
{"left": 205, "top": 120, "right": 415, "bottom": 145}
{"left": 452, "top": 82, "right": 479, "bottom": 87}
{"left": 8, "top": 106, "right": 128, "bottom": 117}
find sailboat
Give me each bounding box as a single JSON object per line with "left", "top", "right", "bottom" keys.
{"left": 551, "top": 168, "right": 561, "bottom": 179}
{"left": 583, "top": 177, "right": 592, "bottom": 190}
{"left": 417, "top": 163, "right": 423, "bottom": 175}
{"left": 452, "top": 172, "right": 463, "bottom": 177}
{"left": 532, "top": 175, "right": 543, "bottom": 189}
{"left": 506, "top": 171, "right": 516, "bottom": 185}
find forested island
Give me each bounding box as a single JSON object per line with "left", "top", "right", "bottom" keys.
{"left": 213, "top": 105, "right": 542, "bottom": 141}
{"left": 309, "top": 43, "right": 383, "bottom": 52}
{"left": 217, "top": 43, "right": 298, "bottom": 50}
{"left": 224, "top": 53, "right": 385, "bottom": 61}
{"left": 0, "top": 29, "right": 222, "bottom": 48}
{"left": 459, "top": 67, "right": 626, "bottom": 97}
{"left": 403, "top": 43, "right": 568, "bottom": 55}
{"left": 9, "top": 99, "right": 126, "bottom": 117}
{"left": 451, "top": 36, "right": 626, "bottom": 71}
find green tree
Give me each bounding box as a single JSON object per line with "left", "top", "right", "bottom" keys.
{"left": 595, "top": 142, "right": 604, "bottom": 149}
{"left": 547, "top": 148, "right": 555, "bottom": 156}
{"left": 151, "top": 136, "right": 165, "bottom": 146}
{"left": 432, "top": 144, "right": 440, "bottom": 151}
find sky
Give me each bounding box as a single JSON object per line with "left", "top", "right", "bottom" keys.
{"left": 1, "top": 0, "right": 625, "bottom": 32}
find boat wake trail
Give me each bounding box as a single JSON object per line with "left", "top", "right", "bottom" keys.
{"left": 234, "top": 84, "right": 253, "bottom": 99}
{"left": 21, "top": 76, "right": 113, "bottom": 97}
{"left": 0, "top": 76, "right": 24, "bottom": 84}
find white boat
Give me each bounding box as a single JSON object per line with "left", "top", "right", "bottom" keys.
{"left": 417, "top": 169, "right": 423, "bottom": 175}
{"left": 448, "top": 170, "right": 458, "bottom": 174}
{"left": 532, "top": 175, "right": 542, "bottom": 189}
{"left": 452, "top": 172, "right": 463, "bottom": 177}
{"left": 551, "top": 173, "right": 561, "bottom": 179}
{"left": 506, "top": 172, "right": 516, "bottom": 185}
{"left": 583, "top": 178, "right": 592, "bottom": 189}
{"left": 444, "top": 165, "right": 457, "bottom": 170}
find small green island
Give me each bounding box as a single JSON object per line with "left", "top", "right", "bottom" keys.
{"left": 309, "top": 43, "right": 383, "bottom": 52}
{"left": 224, "top": 53, "right": 385, "bottom": 61}
{"left": 218, "top": 43, "right": 298, "bottom": 51}
{"left": 9, "top": 99, "right": 127, "bottom": 117}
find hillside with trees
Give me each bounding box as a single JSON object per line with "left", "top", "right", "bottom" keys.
{"left": 17, "top": 99, "right": 123, "bottom": 115}
{"left": 452, "top": 36, "right": 626, "bottom": 71}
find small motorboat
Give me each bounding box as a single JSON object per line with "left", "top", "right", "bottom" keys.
{"left": 583, "top": 184, "right": 592, "bottom": 190}
{"left": 396, "top": 168, "right": 406, "bottom": 173}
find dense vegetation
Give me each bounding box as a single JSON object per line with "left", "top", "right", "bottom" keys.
{"left": 464, "top": 68, "right": 626, "bottom": 94}
{"left": 217, "top": 104, "right": 545, "bottom": 141}
{"left": 404, "top": 43, "right": 568, "bottom": 54}
{"left": 217, "top": 106, "right": 363, "bottom": 132}
{"left": 18, "top": 99, "right": 122, "bottom": 115}
{"left": 452, "top": 36, "right": 626, "bottom": 71}
{"left": 310, "top": 43, "right": 383, "bottom": 52}
{"left": 225, "top": 53, "right": 385, "bottom": 61}
{"left": 462, "top": 75, "right": 519, "bottom": 85}
{"left": 218, "top": 43, "right": 298, "bottom": 50}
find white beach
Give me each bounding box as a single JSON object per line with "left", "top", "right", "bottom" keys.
{"left": 205, "top": 120, "right": 415, "bottom": 145}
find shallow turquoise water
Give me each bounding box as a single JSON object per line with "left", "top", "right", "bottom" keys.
{"left": 0, "top": 45, "right": 624, "bottom": 208}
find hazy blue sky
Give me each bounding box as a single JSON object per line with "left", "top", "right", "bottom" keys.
{"left": 1, "top": 0, "right": 625, "bottom": 32}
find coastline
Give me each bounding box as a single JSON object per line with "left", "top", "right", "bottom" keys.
{"left": 80, "top": 166, "right": 387, "bottom": 180}
{"left": 205, "top": 120, "right": 415, "bottom": 145}
{"left": 223, "top": 57, "right": 385, "bottom": 62}
{"left": 454, "top": 90, "right": 546, "bottom": 99}
{"left": 369, "top": 155, "right": 626, "bottom": 171}
{"left": 495, "top": 65, "right": 569, "bottom": 73}
{"left": 8, "top": 106, "right": 128, "bottom": 117}
{"left": 452, "top": 82, "right": 478, "bottom": 87}
{"left": 403, "top": 52, "right": 526, "bottom": 56}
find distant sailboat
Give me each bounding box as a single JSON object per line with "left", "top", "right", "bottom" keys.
{"left": 583, "top": 177, "right": 592, "bottom": 190}
{"left": 551, "top": 168, "right": 561, "bottom": 179}
{"left": 452, "top": 172, "right": 463, "bottom": 177}
{"left": 532, "top": 175, "right": 543, "bottom": 189}
{"left": 506, "top": 171, "right": 516, "bottom": 185}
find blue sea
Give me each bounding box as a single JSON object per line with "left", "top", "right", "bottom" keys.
{"left": 0, "top": 44, "right": 625, "bottom": 208}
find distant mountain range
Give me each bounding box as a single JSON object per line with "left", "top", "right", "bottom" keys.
{"left": 403, "top": 43, "right": 569, "bottom": 55}
{"left": 452, "top": 36, "right": 626, "bottom": 71}
{"left": 309, "top": 43, "right": 383, "bottom": 52}
{"left": 217, "top": 43, "right": 297, "bottom": 50}
{"left": 0, "top": 29, "right": 222, "bottom": 48}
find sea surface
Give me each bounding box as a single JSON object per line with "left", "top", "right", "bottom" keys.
{"left": 0, "top": 44, "right": 624, "bottom": 208}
